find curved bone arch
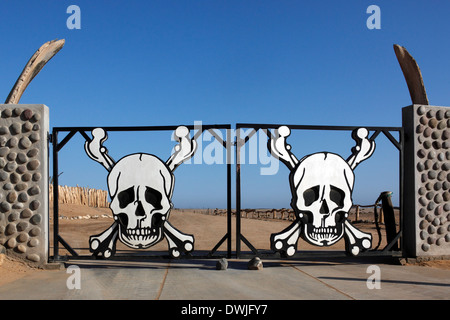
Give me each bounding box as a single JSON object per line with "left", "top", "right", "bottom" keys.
{"left": 393, "top": 44, "right": 429, "bottom": 105}
{"left": 5, "top": 39, "right": 65, "bottom": 104}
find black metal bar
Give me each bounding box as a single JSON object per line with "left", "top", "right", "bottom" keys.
{"left": 235, "top": 129, "right": 241, "bottom": 258}
{"left": 52, "top": 129, "right": 59, "bottom": 261}
{"left": 383, "top": 231, "right": 402, "bottom": 252}
{"left": 208, "top": 234, "right": 229, "bottom": 257}
{"left": 243, "top": 129, "right": 257, "bottom": 144}
{"left": 46, "top": 132, "right": 51, "bottom": 263}
{"left": 236, "top": 123, "right": 403, "bottom": 132}
{"left": 382, "top": 129, "right": 401, "bottom": 151}
{"left": 57, "top": 235, "right": 79, "bottom": 257}
{"left": 78, "top": 130, "right": 92, "bottom": 142}
{"left": 261, "top": 128, "right": 274, "bottom": 140}
{"left": 53, "top": 124, "right": 231, "bottom": 133}
{"left": 56, "top": 130, "right": 77, "bottom": 152}
{"left": 369, "top": 129, "right": 382, "bottom": 141}
{"left": 207, "top": 128, "right": 227, "bottom": 148}
{"left": 240, "top": 234, "right": 259, "bottom": 255}
{"left": 193, "top": 127, "right": 203, "bottom": 141}
{"left": 226, "top": 128, "right": 232, "bottom": 258}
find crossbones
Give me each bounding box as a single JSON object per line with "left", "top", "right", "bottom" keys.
{"left": 85, "top": 126, "right": 197, "bottom": 258}
{"left": 268, "top": 126, "right": 375, "bottom": 256}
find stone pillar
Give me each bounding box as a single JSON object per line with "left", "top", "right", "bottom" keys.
{"left": 402, "top": 105, "right": 450, "bottom": 258}
{"left": 0, "top": 105, "right": 49, "bottom": 267}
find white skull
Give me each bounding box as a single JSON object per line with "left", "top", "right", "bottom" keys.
{"left": 291, "top": 152, "right": 354, "bottom": 246}
{"left": 108, "top": 153, "right": 174, "bottom": 249}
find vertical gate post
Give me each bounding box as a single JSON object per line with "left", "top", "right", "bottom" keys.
{"left": 0, "top": 105, "right": 50, "bottom": 267}
{"left": 51, "top": 128, "right": 60, "bottom": 260}
{"left": 402, "top": 105, "right": 450, "bottom": 258}
{"left": 226, "top": 128, "right": 232, "bottom": 258}
{"left": 235, "top": 128, "right": 241, "bottom": 258}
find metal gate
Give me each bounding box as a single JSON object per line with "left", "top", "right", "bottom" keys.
{"left": 234, "top": 123, "right": 404, "bottom": 258}
{"left": 50, "top": 124, "right": 232, "bottom": 261}
{"left": 49, "top": 122, "right": 404, "bottom": 262}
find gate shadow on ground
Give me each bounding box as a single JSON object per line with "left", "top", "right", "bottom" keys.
{"left": 61, "top": 249, "right": 402, "bottom": 271}
{"left": 238, "top": 249, "right": 402, "bottom": 265}
{"left": 317, "top": 276, "right": 450, "bottom": 288}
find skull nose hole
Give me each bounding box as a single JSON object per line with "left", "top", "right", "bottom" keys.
{"left": 319, "top": 200, "right": 329, "bottom": 214}
{"left": 135, "top": 201, "right": 146, "bottom": 217}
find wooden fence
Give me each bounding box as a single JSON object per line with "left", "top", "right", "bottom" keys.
{"left": 49, "top": 185, "right": 109, "bottom": 208}
{"left": 211, "top": 204, "right": 398, "bottom": 224}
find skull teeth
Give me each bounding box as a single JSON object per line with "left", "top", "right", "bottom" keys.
{"left": 311, "top": 227, "right": 339, "bottom": 241}
{"left": 126, "top": 227, "right": 154, "bottom": 235}
{"left": 313, "top": 227, "right": 337, "bottom": 235}
{"left": 122, "top": 227, "right": 160, "bottom": 243}
{"left": 126, "top": 234, "right": 158, "bottom": 243}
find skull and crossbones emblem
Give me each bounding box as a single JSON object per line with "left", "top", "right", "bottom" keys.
{"left": 269, "top": 126, "right": 375, "bottom": 256}
{"left": 84, "top": 126, "right": 197, "bottom": 258}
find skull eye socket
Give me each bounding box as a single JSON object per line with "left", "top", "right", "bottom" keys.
{"left": 303, "top": 186, "right": 320, "bottom": 206}
{"left": 145, "top": 187, "right": 163, "bottom": 210}
{"left": 329, "top": 186, "right": 345, "bottom": 207}
{"left": 118, "top": 187, "right": 135, "bottom": 209}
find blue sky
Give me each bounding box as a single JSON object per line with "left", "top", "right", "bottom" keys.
{"left": 1, "top": 1, "right": 449, "bottom": 208}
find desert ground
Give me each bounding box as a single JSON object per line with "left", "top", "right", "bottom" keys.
{"left": 1, "top": 203, "right": 449, "bottom": 287}
{"left": 48, "top": 204, "right": 395, "bottom": 256}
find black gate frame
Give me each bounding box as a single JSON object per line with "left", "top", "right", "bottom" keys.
{"left": 50, "top": 124, "right": 232, "bottom": 262}
{"left": 50, "top": 122, "right": 405, "bottom": 262}
{"left": 234, "top": 123, "right": 404, "bottom": 258}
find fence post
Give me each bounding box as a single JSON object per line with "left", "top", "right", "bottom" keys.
{"left": 380, "top": 191, "right": 398, "bottom": 250}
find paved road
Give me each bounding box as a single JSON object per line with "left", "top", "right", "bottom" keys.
{"left": 1, "top": 254, "right": 448, "bottom": 318}
{"left": 0, "top": 254, "right": 449, "bottom": 302}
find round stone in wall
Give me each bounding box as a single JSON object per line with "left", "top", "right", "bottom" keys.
{"left": 19, "top": 136, "right": 32, "bottom": 149}
{"left": 27, "top": 254, "right": 40, "bottom": 263}
{"left": 16, "top": 244, "right": 27, "bottom": 253}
